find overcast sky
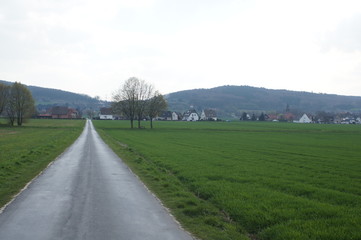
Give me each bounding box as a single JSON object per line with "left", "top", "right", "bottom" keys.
{"left": 1, "top": 0, "right": 361, "bottom": 99}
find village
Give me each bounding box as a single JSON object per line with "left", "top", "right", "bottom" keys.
{"left": 98, "top": 108, "right": 218, "bottom": 122}
{"left": 97, "top": 107, "right": 361, "bottom": 124}
{"left": 35, "top": 105, "right": 361, "bottom": 125}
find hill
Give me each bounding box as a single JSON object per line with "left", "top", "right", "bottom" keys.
{"left": 3, "top": 80, "right": 361, "bottom": 119}
{"left": 165, "top": 85, "right": 361, "bottom": 118}
{"left": 0, "top": 80, "right": 107, "bottom": 113}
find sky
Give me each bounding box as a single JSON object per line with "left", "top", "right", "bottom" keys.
{"left": 1, "top": 0, "right": 361, "bottom": 100}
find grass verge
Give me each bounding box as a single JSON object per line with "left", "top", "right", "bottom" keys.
{"left": 0, "top": 119, "right": 85, "bottom": 208}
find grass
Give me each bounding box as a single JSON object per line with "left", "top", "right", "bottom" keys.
{"left": 93, "top": 120, "right": 361, "bottom": 240}
{"left": 0, "top": 118, "right": 85, "bottom": 208}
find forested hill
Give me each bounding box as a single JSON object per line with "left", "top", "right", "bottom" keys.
{"left": 166, "top": 85, "right": 361, "bottom": 118}
{"left": 0, "top": 80, "right": 106, "bottom": 112}
{"left": 3, "top": 80, "right": 361, "bottom": 119}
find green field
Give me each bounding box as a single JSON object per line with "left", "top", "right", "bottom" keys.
{"left": 0, "top": 119, "right": 85, "bottom": 207}
{"left": 93, "top": 120, "right": 361, "bottom": 240}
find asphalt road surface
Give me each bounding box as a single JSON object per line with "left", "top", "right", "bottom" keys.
{"left": 0, "top": 120, "right": 194, "bottom": 240}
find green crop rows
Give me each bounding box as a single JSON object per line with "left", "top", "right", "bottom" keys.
{"left": 0, "top": 119, "right": 85, "bottom": 207}
{"left": 94, "top": 120, "right": 361, "bottom": 240}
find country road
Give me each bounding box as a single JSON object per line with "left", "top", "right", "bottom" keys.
{"left": 0, "top": 120, "right": 194, "bottom": 240}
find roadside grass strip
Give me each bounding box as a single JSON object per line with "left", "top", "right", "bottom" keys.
{"left": 94, "top": 120, "right": 361, "bottom": 240}
{"left": 0, "top": 119, "right": 85, "bottom": 207}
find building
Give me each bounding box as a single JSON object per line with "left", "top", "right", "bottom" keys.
{"left": 182, "top": 109, "right": 199, "bottom": 121}
{"left": 158, "top": 111, "right": 181, "bottom": 121}
{"left": 200, "top": 109, "right": 217, "bottom": 121}
{"left": 298, "top": 113, "right": 312, "bottom": 123}
{"left": 51, "top": 106, "right": 79, "bottom": 119}
{"left": 159, "top": 111, "right": 172, "bottom": 121}
{"left": 37, "top": 113, "right": 52, "bottom": 119}
{"left": 172, "top": 112, "right": 181, "bottom": 121}
{"left": 99, "top": 107, "right": 114, "bottom": 120}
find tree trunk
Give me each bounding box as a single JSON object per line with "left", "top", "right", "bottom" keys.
{"left": 150, "top": 119, "right": 153, "bottom": 129}
{"left": 17, "top": 112, "right": 23, "bottom": 126}
{"left": 130, "top": 119, "right": 134, "bottom": 129}
{"left": 9, "top": 118, "right": 15, "bottom": 126}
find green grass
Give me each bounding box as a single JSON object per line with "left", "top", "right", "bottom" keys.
{"left": 0, "top": 119, "right": 85, "bottom": 207}
{"left": 93, "top": 120, "right": 361, "bottom": 240}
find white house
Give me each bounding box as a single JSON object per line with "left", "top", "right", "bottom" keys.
{"left": 200, "top": 109, "right": 217, "bottom": 121}
{"left": 99, "top": 107, "right": 114, "bottom": 120}
{"left": 171, "top": 112, "right": 181, "bottom": 121}
{"left": 158, "top": 111, "right": 181, "bottom": 121}
{"left": 298, "top": 113, "right": 312, "bottom": 123}
{"left": 159, "top": 111, "right": 172, "bottom": 120}
{"left": 182, "top": 109, "right": 199, "bottom": 121}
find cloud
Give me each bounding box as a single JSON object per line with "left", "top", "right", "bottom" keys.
{"left": 323, "top": 14, "right": 361, "bottom": 52}
{"left": 1, "top": 0, "right": 361, "bottom": 98}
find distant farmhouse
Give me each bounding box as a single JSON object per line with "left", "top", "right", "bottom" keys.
{"left": 182, "top": 109, "right": 200, "bottom": 121}
{"left": 38, "top": 106, "right": 79, "bottom": 119}
{"left": 297, "top": 113, "right": 312, "bottom": 123}
{"left": 157, "top": 109, "right": 217, "bottom": 122}
{"left": 158, "top": 111, "right": 181, "bottom": 121}
{"left": 200, "top": 109, "right": 217, "bottom": 121}
{"left": 99, "top": 107, "right": 114, "bottom": 120}
{"left": 340, "top": 117, "right": 358, "bottom": 124}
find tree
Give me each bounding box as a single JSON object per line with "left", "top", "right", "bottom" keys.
{"left": 259, "top": 112, "right": 266, "bottom": 121}
{"left": 0, "top": 83, "right": 9, "bottom": 115}
{"left": 251, "top": 113, "right": 257, "bottom": 121}
{"left": 315, "top": 111, "right": 334, "bottom": 124}
{"left": 85, "top": 108, "right": 96, "bottom": 119}
{"left": 5, "top": 97, "right": 16, "bottom": 126}
{"left": 278, "top": 114, "right": 286, "bottom": 122}
{"left": 112, "top": 77, "right": 156, "bottom": 129}
{"left": 134, "top": 80, "right": 153, "bottom": 128}
{"left": 6, "top": 82, "right": 35, "bottom": 126}
{"left": 112, "top": 78, "right": 138, "bottom": 128}
{"left": 240, "top": 112, "right": 248, "bottom": 121}
{"left": 147, "top": 91, "right": 167, "bottom": 129}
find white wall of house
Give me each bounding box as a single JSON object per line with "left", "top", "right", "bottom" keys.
{"left": 200, "top": 110, "right": 217, "bottom": 121}
{"left": 187, "top": 113, "right": 199, "bottom": 121}
{"left": 200, "top": 110, "right": 206, "bottom": 120}
{"left": 171, "top": 112, "right": 179, "bottom": 121}
{"left": 298, "top": 114, "right": 312, "bottom": 123}
{"left": 100, "top": 114, "right": 114, "bottom": 120}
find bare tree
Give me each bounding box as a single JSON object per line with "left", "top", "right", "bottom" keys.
{"left": 0, "top": 83, "right": 9, "bottom": 115}
{"left": 5, "top": 101, "right": 16, "bottom": 126}
{"left": 112, "top": 77, "right": 143, "bottom": 129}
{"left": 147, "top": 92, "right": 167, "bottom": 129}
{"left": 135, "top": 80, "right": 154, "bottom": 128}
{"left": 6, "top": 82, "right": 35, "bottom": 126}
{"left": 85, "top": 109, "right": 96, "bottom": 119}
{"left": 5, "top": 85, "right": 17, "bottom": 126}
{"left": 112, "top": 77, "right": 166, "bottom": 129}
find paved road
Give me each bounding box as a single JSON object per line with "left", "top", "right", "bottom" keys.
{"left": 0, "top": 120, "right": 194, "bottom": 240}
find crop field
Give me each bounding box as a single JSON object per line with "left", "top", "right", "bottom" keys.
{"left": 0, "top": 119, "right": 85, "bottom": 207}
{"left": 94, "top": 120, "right": 361, "bottom": 240}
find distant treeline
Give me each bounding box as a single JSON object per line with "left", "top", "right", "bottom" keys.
{"left": 0, "top": 80, "right": 108, "bottom": 116}
{"left": 166, "top": 85, "right": 361, "bottom": 118}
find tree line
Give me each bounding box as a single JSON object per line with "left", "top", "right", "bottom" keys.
{"left": 112, "top": 77, "right": 167, "bottom": 129}
{"left": 0, "top": 82, "right": 35, "bottom": 126}
{"left": 240, "top": 112, "right": 266, "bottom": 121}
